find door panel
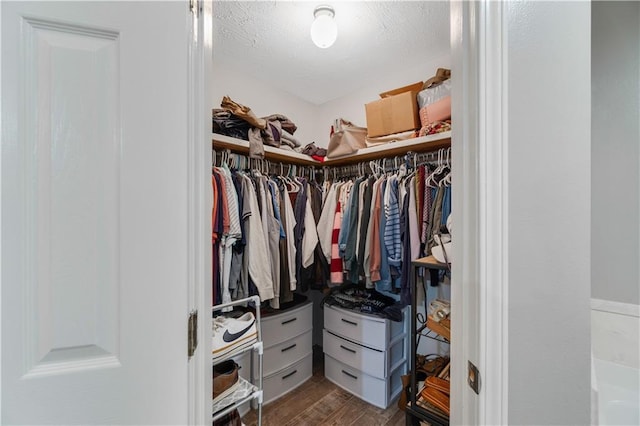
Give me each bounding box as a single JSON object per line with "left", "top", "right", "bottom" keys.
{"left": 21, "top": 14, "right": 120, "bottom": 376}
{"left": 2, "top": 2, "right": 190, "bottom": 424}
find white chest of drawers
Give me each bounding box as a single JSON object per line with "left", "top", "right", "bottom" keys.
{"left": 323, "top": 304, "right": 408, "bottom": 409}
{"left": 257, "top": 301, "right": 313, "bottom": 405}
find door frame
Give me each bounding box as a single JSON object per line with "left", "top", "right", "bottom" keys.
{"left": 451, "top": 1, "right": 508, "bottom": 425}
{"left": 189, "top": 1, "right": 511, "bottom": 423}
{"left": 187, "top": 0, "right": 212, "bottom": 424}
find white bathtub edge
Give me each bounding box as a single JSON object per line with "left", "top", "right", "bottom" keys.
{"left": 591, "top": 298, "right": 640, "bottom": 318}
{"left": 591, "top": 298, "right": 640, "bottom": 371}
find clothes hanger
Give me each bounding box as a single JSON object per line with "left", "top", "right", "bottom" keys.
{"left": 440, "top": 148, "right": 452, "bottom": 186}
{"left": 369, "top": 160, "right": 384, "bottom": 179}
{"left": 282, "top": 164, "right": 299, "bottom": 192}
{"left": 407, "top": 152, "right": 420, "bottom": 180}
{"left": 425, "top": 149, "right": 443, "bottom": 187}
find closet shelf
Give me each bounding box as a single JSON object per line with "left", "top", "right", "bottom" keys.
{"left": 211, "top": 341, "right": 263, "bottom": 365}
{"left": 324, "top": 131, "right": 451, "bottom": 166}
{"left": 412, "top": 255, "right": 449, "bottom": 271}
{"left": 408, "top": 256, "right": 451, "bottom": 425}
{"left": 212, "top": 377, "right": 260, "bottom": 421}
{"left": 212, "top": 131, "right": 451, "bottom": 167}
{"left": 417, "top": 325, "right": 450, "bottom": 344}
{"left": 212, "top": 133, "right": 320, "bottom": 166}
{"left": 212, "top": 295, "right": 263, "bottom": 425}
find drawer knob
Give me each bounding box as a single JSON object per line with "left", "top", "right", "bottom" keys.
{"left": 282, "top": 370, "right": 297, "bottom": 380}
{"left": 341, "top": 318, "right": 358, "bottom": 326}
{"left": 340, "top": 345, "right": 356, "bottom": 354}
{"left": 281, "top": 343, "right": 297, "bottom": 352}
{"left": 281, "top": 317, "right": 297, "bottom": 325}
{"left": 341, "top": 370, "right": 358, "bottom": 380}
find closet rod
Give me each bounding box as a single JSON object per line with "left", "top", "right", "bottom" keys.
{"left": 213, "top": 150, "right": 320, "bottom": 180}
{"left": 213, "top": 134, "right": 451, "bottom": 169}
{"left": 214, "top": 148, "right": 450, "bottom": 180}
{"left": 213, "top": 137, "right": 320, "bottom": 167}
{"left": 326, "top": 147, "right": 450, "bottom": 180}
{"left": 322, "top": 135, "right": 451, "bottom": 167}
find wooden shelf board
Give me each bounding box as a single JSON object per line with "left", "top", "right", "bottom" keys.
{"left": 323, "top": 131, "right": 451, "bottom": 166}
{"left": 212, "top": 131, "right": 451, "bottom": 168}
{"left": 412, "top": 255, "right": 449, "bottom": 270}
{"left": 212, "top": 133, "right": 320, "bottom": 166}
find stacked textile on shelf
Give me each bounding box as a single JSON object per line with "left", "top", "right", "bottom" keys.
{"left": 417, "top": 69, "right": 452, "bottom": 137}
{"left": 321, "top": 283, "right": 403, "bottom": 322}
{"left": 213, "top": 96, "right": 306, "bottom": 159}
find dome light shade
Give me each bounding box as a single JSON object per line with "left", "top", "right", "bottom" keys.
{"left": 310, "top": 6, "right": 337, "bottom": 49}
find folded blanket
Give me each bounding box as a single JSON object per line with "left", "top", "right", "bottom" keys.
{"left": 281, "top": 129, "right": 302, "bottom": 147}
{"left": 221, "top": 95, "right": 266, "bottom": 129}
{"left": 212, "top": 108, "right": 251, "bottom": 141}
{"left": 263, "top": 114, "right": 297, "bottom": 135}
{"left": 365, "top": 129, "right": 418, "bottom": 146}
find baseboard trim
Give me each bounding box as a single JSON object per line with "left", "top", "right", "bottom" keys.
{"left": 591, "top": 298, "right": 640, "bottom": 318}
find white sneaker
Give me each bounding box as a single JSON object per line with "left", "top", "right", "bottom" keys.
{"left": 212, "top": 312, "right": 257, "bottom": 360}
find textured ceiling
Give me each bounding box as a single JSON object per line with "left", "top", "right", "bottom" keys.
{"left": 213, "top": 1, "right": 450, "bottom": 105}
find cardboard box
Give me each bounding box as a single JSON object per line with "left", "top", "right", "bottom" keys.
{"left": 379, "top": 81, "right": 423, "bottom": 98}
{"left": 365, "top": 90, "right": 420, "bottom": 138}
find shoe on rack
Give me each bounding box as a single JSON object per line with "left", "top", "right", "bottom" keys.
{"left": 213, "top": 360, "right": 240, "bottom": 403}
{"left": 212, "top": 312, "right": 258, "bottom": 360}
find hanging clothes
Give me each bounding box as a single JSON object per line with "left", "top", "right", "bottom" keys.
{"left": 212, "top": 151, "right": 331, "bottom": 309}
{"left": 213, "top": 148, "right": 451, "bottom": 309}
{"left": 239, "top": 173, "right": 275, "bottom": 301}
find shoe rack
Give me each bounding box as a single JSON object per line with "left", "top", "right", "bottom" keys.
{"left": 405, "top": 256, "right": 451, "bottom": 426}
{"left": 212, "top": 295, "right": 263, "bottom": 426}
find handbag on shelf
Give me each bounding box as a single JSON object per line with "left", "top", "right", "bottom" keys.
{"left": 419, "top": 368, "right": 451, "bottom": 416}
{"left": 326, "top": 118, "right": 367, "bottom": 159}
{"left": 398, "top": 354, "right": 449, "bottom": 411}
{"left": 420, "top": 386, "right": 450, "bottom": 416}
{"left": 416, "top": 354, "right": 449, "bottom": 377}
{"left": 425, "top": 376, "right": 450, "bottom": 395}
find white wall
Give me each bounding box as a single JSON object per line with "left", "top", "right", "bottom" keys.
{"left": 213, "top": 57, "right": 451, "bottom": 149}
{"left": 314, "top": 56, "right": 450, "bottom": 148}
{"left": 213, "top": 54, "right": 452, "bottom": 349}
{"left": 506, "top": 2, "right": 591, "bottom": 424}
{"left": 591, "top": 1, "right": 640, "bottom": 306}
{"left": 212, "top": 62, "right": 319, "bottom": 148}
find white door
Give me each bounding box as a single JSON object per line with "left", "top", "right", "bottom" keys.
{"left": 1, "top": 2, "right": 195, "bottom": 424}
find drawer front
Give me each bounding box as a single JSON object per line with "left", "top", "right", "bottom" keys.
{"left": 262, "top": 329, "right": 312, "bottom": 378}
{"left": 262, "top": 353, "right": 312, "bottom": 405}
{"left": 324, "top": 355, "right": 389, "bottom": 409}
{"left": 387, "top": 363, "right": 405, "bottom": 406}
{"left": 389, "top": 312, "right": 406, "bottom": 341}
{"left": 262, "top": 302, "right": 312, "bottom": 347}
{"left": 388, "top": 335, "right": 407, "bottom": 373}
{"left": 323, "top": 305, "right": 389, "bottom": 350}
{"left": 323, "top": 329, "right": 387, "bottom": 378}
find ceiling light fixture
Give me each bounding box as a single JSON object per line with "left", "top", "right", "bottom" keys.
{"left": 310, "top": 5, "right": 337, "bottom": 49}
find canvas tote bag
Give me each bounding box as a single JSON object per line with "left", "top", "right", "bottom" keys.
{"left": 326, "top": 119, "right": 367, "bottom": 159}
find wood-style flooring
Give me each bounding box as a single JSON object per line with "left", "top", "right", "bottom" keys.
{"left": 241, "top": 346, "right": 405, "bottom": 426}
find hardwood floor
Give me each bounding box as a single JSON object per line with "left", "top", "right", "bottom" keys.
{"left": 241, "top": 346, "right": 405, "bottom": 426}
